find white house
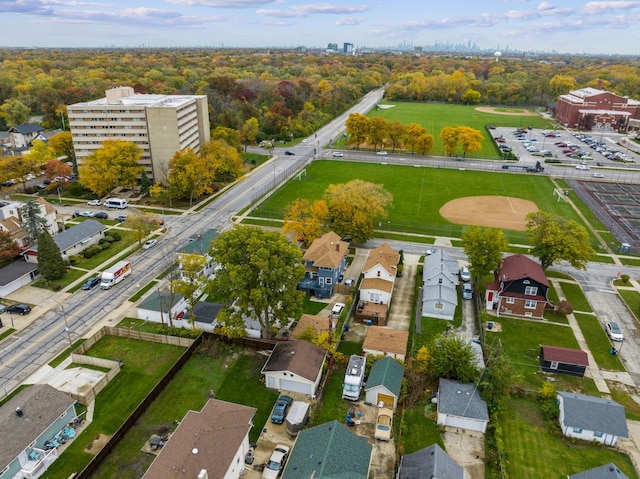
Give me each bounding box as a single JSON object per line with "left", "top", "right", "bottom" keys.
{"left": 261, "top": 340, "right": 326, "bottom": 396}
{"left": 0, "top": 199, "right": 59, "bottom": 253}
{"left": 359, "top": 277, "right": 394, "bottom": 305}
{"left": 362, "top": 243, "right": 399, "bottom": 283}
{"left": 23, "top": 219, "right": 104, "bottom": 263}
{"left": 437, "top": 378, "right": 489, "bottom": 433}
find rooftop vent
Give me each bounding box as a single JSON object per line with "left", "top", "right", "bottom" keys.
{"left": 16, "top": 407, "right": 23, "bottom": 417}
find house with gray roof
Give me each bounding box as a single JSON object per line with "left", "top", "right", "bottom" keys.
{"left": 437, "top": 378, "right": 489, "bottom": 433}
{"left": 177, "top": 229, "right": 218, "bottom": 279}
{"left": 24, "top": 219, "right": 105, "bottom": 263}
{"left": 398, "top": 443, "right": 465, "bottom": 479}
{"left": 0, "top": 260, "right": 39, "bottom": 298}
{"left": 364, "top": 357, "right": 404, "bottom": 409}
{"left": 262, "top": 340, "right": 326, "bottom": 397}
{"left": 558, "top": 391, "right": 628, "bottom": 446}
{"left": 422, "top": 248, "right": 459, "bottom": 320}
{"left": 7, "top": 123, "right": 44, "bottom": 148}
{"left": 282, "top": 420, "right": 372, "bottom": 479}
{"left": 568, "top": 463, "right": 630, "bottom": 479}
{"left": 0, "top": 384, "right": 78, "bottom": 479}
{"left": 137, "top": 290, "right": 187, "bottom": 325}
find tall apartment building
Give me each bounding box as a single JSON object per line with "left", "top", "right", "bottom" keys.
{"left": 67, "top": 87, "right": 210, "bottom": 181}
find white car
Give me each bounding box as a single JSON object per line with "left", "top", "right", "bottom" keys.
{"left": 376, "top": 151, "right": 388, "bottom": 156}
{"left": 87, "top": 199, "right": 101, "bottom": 206}
{"left": 576, "top": 164, "right": 590, "bottom": 170}
{"left": 77, "top": 211, "right": 95, "bottom": 217}
{"left": 332, "top": 151, "right": 344, "bottom": 157}
{"left": 262, "top": 445, "right": 290, "bottom": 479}
{"left": 332, "top": 302, "right": 345, "bottom": 315}
{"left": 606, "top": 321, "right": 624, "bottom": 342}
{"left": 142, "top": 239, "right": 157, "bottom": 250}
{"left": 592, "top": 172, "right": 604, "bottom": 178}
{"left": 459, "top": 266, "right": 471, "bottom": 282}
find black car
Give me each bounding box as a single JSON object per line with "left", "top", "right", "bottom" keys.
{"left": 271, "top": 395, "right": 293, "bottom": 424}
{"left": 94, "top": 212, "right": 109, "bottom": 219}
{"left": 7, "top": 303, "right": 31, "bottom": 315}
{"left": 116, "top": 215, "right": 127, "bottom": 223}
{"left": 81, "top": 276, "right": 101, "bottom": 290}
{"left": 284, "top": 151, "right": 295, "bottom": 156}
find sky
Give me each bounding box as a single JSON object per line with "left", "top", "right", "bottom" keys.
{"left": 1, "top": 0, "right": 640, "bottom": 54}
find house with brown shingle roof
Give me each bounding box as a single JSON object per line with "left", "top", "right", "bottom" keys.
{"left": 291, "top": 314, "right": 333, "bottom": 339}
{"left": 540, "top": 344, "right": 589, "bottom": 378}
{"left": 362, "top": 326, "right": 409, "bottom": 362}
{"left": 363, "top": 242, "right": 399, "bottom": 282}
{"left": 485, "top": 254, "right": 551, "bottom": 319}
{"left": 142, "top": 399, "right": 256, "bottom": 479}
{"left": 261, "top": 340, "right": 327, "bottom": 396}
{"left": 298, "top": 231, "right": 348, "bottom": 299}
{"left": 356, "top": 243, "right": 399, "bottom": 325}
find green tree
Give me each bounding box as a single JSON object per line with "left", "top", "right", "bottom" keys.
{"left": 173, "top": 253, "right": 207, "bottom": 327}
{"left": 168, "top": 148, "right": 216, "bottom": 206}
{"left": 20, "top": 199, "right": 48, "bottom": 244}
{"left": 345, "top": 113, "right": 370, "bottom": 150}
{"left": 239, "top": 117, "right": 260, "bottom": 152}
{"left": 0, "top": 99, "right": 30, "bottom": 126}
{"left": 425, "top": 333, "right": 479, "bottom": 383}
{"left": 201, "top": 139, "right": 244, "bottom": 183}
{"left": 323, "top": 179, "right": 393, "bottom": 244}
{"left": 478, "top": 346, "right": 521, "bottom": 412}
{"left": 461, "top": 226, "right": 508, "bottom": 284}
{"left": 128, "top": 213, "right": 159, "bottom": 247}
{"left": 0, "top": 230, "right": 20, "bottom": 262}
{"left": 525, "top": 211, "right": 594, "bottom": 270}
{"left": 78, "top": 140, "right": 143, "bottom": 197}
{"left": 208, "top": 226, "right": 305, "bottom": 339}
{"left": 211, "top": 126, "right": 242, "bottom": 153}
{"left": 139, "top": 171, "right": 153, "bottom": 197}
{"left": 48, "top": 131, "right": 78, "bottom": 176}
{"left": 36, "top": 230, "right": 66, "bottom": 281}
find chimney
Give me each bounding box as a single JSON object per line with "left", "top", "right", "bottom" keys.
{"left": 597, "top": 79, "right": 603, "bottom": 90}
{"left": 336, "top": 243, "right": 339, "bottom": 252}
{"left": 197, "top": 470, "right": 208, "bottom": 479}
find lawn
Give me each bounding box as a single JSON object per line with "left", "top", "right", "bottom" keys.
{"left": 368, "top": 102, "right": 554, "bottom": 159}
{"left": 214, "top": 352, "right": 279, "bottom": 444}
{"left": 558, "top": 282, "right": 593, "bottom": 313}
{"left": 572, "top": 312, "right": 624, "bottom": 372}
{"left": 90, "top": 338, "right": 233, "bottom": 479}
{"left": 303, "top": 296, "right": 328, "bottom": 315}
{"left": 252, "top": 161, "right": 594, "bottom": 245}
{"left": 500, "top": 396, "right": 638, "bottom": 479}
{"left": 618, "top": 289, "right": 640, "bottom": 321}
{"left": 45, "top": 336, "right": 186, "bottom": 479}
{"left": 398, "top": 402, "right": 443, "bottom": 454}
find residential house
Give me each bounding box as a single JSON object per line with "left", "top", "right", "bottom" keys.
{"left": 558, "top": 391, "right": 628, "bottom": 446}
{"left": 540, "top": 345, "right": 589, "bottom": 378}
{"left": 24, "top": 219, "right": 104, "bottom": 263}
{"left": 362, "top": 242, "right": 399, "bottom": 283}
{"left": 437, "top": 378, "right": 489, "bottom": 434}
{"left": 364, "top": 357, "right": 404, "bottom": 409}
{"left": 362, "top": 326, "right": 409, "bottom": 362}
{"left": 142, "top": 399, "right": 256, "bottom": 479}
{"left": 485, "top": 254, "right": 550, "bottom": 319}
{"left": 32, "top": 129, "right": 63, "bottom": 145}
{"left": 298, "top": 231, "right": 348, "bottom": 299}
{"left": 136, "top": 291, "right": 188, "bottom": 326}
{"left": 0, "top": 199, "right": 59, "bottom": 253}
{"left": 261, "top": 340, "right": 326, "bottom": 396}
{"left": 282, "top": 420, "right": 372, "bottom": 479}
{"left": 568, "top": 463, "right": 630, "bottom": 479}
{"left": 7, "top": 123, "right": 44, "bottom": 149}
{"left": 421, "top": 248, "right": 459, "bottom": 320}
{"left": 397, "top": 443, "right": 465, "bottom": 479}
{"left": 356, "top": 243, "right": 399, "bottom": 325}
{"left": 291, "top": 314, "right": 333, "bottom": 339}
{"left": 0, "top": 384, "right": 78, "bottom": 479}
{"left": 177, "top": 229, "right": 218, "bottom": 279}
{"left": 0, "top": 260, "right": 39, "bottom": 298}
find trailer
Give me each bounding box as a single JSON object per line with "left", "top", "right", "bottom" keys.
{"left": 342, "top": 355, "right": 366, "bottom": 401}
{"left": 285, "top": 401, "right": 310, "bottom": 437}
{"left": 100, "top": 260, "right": 132, "bottom": 289}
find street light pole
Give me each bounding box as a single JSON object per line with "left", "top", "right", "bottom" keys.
{"left": 60, "top": 304, "right": 73, "bottom": 349}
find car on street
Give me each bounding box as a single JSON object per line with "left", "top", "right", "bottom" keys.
{"left": 87, "top": 199, "right": 101, "bottom": 206}
{"left": 376, "top": 150, "right": 388, "bottom": 156}
{"left": 284, "top": 151, "right": 295, "bottom": 156}
{"left": 81, "top": 276, "right": 101, "bottom": 290}
{"left": 301, "top": 139, "right": 307, "bottom": 143}
{"left": 344, "top": 278, "right": 355, "bottom": 286}
{"left": 459, "top": 266, "right": 471, "bottom": 282}
{"left": 332, "top": 302, "right": 345, "bottom": 315}
{"left": 94, "top": 212, "right": 109, "bottom": 219}
{"left": 271, "top": 395, "right": 293, "bottom": 424}
{"left": 576, "top": 164, "right": 590, "bottom": 170}
{"left": 142, "top": 239, "right": 158, "bottom": 250}
{"left": 462, "top": 283, "right": 473, "bottom": 300}
{"left": 592, "top": 172, "right": 604, "bottom": 178}
{"left": 262, "top": 445, "right": 290, "bottom": 479}
{"left": 425, "top": 248, "right": 437, "bottom": 256}
{"left": 332, "top": 151, "right": 344, "bottom": 157}
{"left": 7, "top": 303, "right": 31, "bottom": 315}
{"left": 76, "top": 211, "right": 95, "bottom": 217}
{"left": 606, "top": 321, "right": 624, "bottom": 342}
{"left": 374, "top": 406, "right": 393, "bottom": 441}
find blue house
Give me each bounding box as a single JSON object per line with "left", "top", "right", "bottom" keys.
{"left": 298, "top": 232, "right": 348, "bottom": 299}
{"left": 0, "top": 384, "right": 78, "bottom": 479}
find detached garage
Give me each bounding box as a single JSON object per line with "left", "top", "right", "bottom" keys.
{"left": 261, "top": 340, "right": 326, "bottom": 397}
{"left": 437, "top": 378, "right": 489, "bottom": 434}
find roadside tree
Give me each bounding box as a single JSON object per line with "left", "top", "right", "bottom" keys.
{"left": 172, "top": 253, "right": 207, "bottom": 326}
{"left": 79, "top": 140, "right": 143, "bottom": 198}
{"left": 20, "top": 199, "right": 48, "bottom": 244}
{"left": 415, "top": 133, "right": 434, "bottom": 155}
{"left": 211, "top": 126, "right": 242, "bottom": 153}
{"left": 26, "top": 140, "right": 56, "bottom": 169}
{"left": 345, "top": 113, "right": 370, "bottom": 149}
{"left": 128, "top": 213, "right": 161, "bottom": 247}
{"left": 368, "top": 116, "right": 389, "bottom": 151}
{"left": 525, "top": 211, "right": 594, "bottom": 270}
{"left": 239, "top": 117, "right": 260, "bottom": 152}
{"left": 457, "top": 126, "right": 484, "bottom": 157}
{"left": 386, "top": 121, "right": 405, "bottom": 152}
{"left": 283, "top": 198, "right": 329, "bottom": 248}
{"left": 439, "top": 126, "right": 459, "bottom": 156}
{"left": 0, "top": 230, "right": 19, "bottom": 262}
{"left": 404, "top": 123, "right": 427, "bottom": 153}
{"left": 36, "top": 230, "right": 66, "bottom": 281}
{"left": 323, "top": 179, "right": 393, "bottom": 244}
{"left": 48, "top": 132, "right": 78, "bottom": 176}
{"left": 44, "top": 159, "right": 72, "bottom": 181}
{"left": 208, "top": 226, "right": 305, "bottom": 339}
{"left": 0, "top": 155, "right": 40, "bottom": 192}
{"left": 168, "top": 148, "right": 216, "bottom": 206}
{"left": 461, "top": 226, "right": 508, "bottom": 284}
{"left": 201, "top": 139, "right": 244, "bottom": 183}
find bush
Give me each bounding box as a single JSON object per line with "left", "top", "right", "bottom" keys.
{"left": 110, "top": 231, "right": 121, "bottom": 241}
{"left": 51, "top": 283, "right": 62, "bottom": 291}
{"left": 555, "top": 299, "right": 574, "bottom": 315}
{"left": 68, "top": 255, "right": 82, "bottom": 265}
{"left": 620, "top": 274, "right": 630, "bottom": 284}
{"left": 82, "top": 245, "right": 101, "bottom": 258}
{"left": 67, "top": 182, "right": 88, "bottom": 196}
{"left": 103, "top": 235, "right": 115, "bottom": 243}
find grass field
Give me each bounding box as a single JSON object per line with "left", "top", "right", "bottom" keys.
{"left": 367, "top": 102, "right": 554, "bottom": 158}
{"left": 252, "top": 160, "right": 597, "bottom": 245}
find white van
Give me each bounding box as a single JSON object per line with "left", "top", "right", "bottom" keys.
{"left": 104, "top": 198, "right": 128, "bottom": 209}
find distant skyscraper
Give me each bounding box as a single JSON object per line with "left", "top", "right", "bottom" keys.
{"left": 343, "top": 43, "right": 354, "bottom": 55}
{"left": 327, "top": 43, "right": 338, "bottom": 52}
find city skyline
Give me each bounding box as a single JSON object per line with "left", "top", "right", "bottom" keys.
{"left": 1, "top": 0, "right": 640, "bottom": 55}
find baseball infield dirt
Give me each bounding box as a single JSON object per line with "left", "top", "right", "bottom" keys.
{"left": 475, "top": 106, "right": 539, "bottom": 116}
{"left": 439, "top": 196, "right": 538, "bottom": 231}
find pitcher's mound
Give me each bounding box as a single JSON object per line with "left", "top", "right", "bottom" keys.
{"left": 440, "top": 196, "right": 538, "bottom": 231}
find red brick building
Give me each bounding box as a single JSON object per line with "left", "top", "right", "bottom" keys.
{"left": 555, "top": 86, "right": 640, "bottom": 132}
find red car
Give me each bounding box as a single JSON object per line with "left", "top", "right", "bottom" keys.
{"left": 562, "top": 148, "right": 574, "bottom": 154}
{"left": 555, "top": 142, "right": 567, "bottom": 147}
{"left": 496, "top": 138, "right": 506, "bottom": 143}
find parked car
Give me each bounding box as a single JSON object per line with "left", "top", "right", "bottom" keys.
{"left": 76, "top": 211, "right": 95, "bottom": 217}
{"left": 462, "top": 283, "right": 473, "bottom": 300}
{"left": 344, "top": 278, "right": 355, "bottom": 286}
{"left": 425, "top": 248, "right": 437, "bottom": 256}
{"left": 262, "top": 445, "right": 290, "bottom": 479}
{"left": 142, "top": 239, "right": 157, "bottom": 250}
{"left": 606, "top": 321, "right": 624, "bottom": 341}
{"left": 374, "top": 406, "right": 393, "bottom": 441}
{"left": 116, "top": 215, "right": 127, "bottom": 223}
{"left": 81, "top": 276, "right": 101, "bottom": 290}
{"left": 87, "top": 199, "right": 101, "bottom": 206}
{"left": 332, "top": 151, "right": 344, "bottom": 157}
{"left": 284, "top": 151, "right": 295, "bottom": 156}
{"left": 459, "top": 266, "right": 471, "bottom": 282}
{"left": 7, "top": 303, "right": 31, "bottom": 315}
{"left": 332, "top": 302, "right": 345, "bottom": 315}
{"left": 271, "top": 395, "right": 293, "bottom": 424}
{"left": 94, "top": 212, "right": 108, "bottom": 219}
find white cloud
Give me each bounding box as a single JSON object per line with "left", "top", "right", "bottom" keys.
{"left": 167, "top": 0, "right": 277, "bottom": 7}
{"left": 336, "top": 15, "right": 364, "bottom": 25}
{"left": 582, "top": 1, "right": 640, "bottom": 15}
{"left": 258, "top": 3, "right": 370, "bottom": 18}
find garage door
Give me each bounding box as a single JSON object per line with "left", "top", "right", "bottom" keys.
{"left": 377, "top": 393, "right": 395, "bottom": 408}
{"left": 444, "top": 415, "right": 485, "bottom": 432}
{"left": 280, "top": 379, "right": 311, "bottom": 395}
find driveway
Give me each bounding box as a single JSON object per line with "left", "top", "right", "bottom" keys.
{"left": 386, "top": 253, "right": 419, "bottom": 331}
